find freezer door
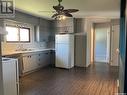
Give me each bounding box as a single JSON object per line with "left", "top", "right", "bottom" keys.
{"left": 55, "top": 34, "right": 73, "bottom": 44}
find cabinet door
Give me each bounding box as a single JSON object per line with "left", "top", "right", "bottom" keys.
{"left": 44, "top": 52, "right": 50, "bottom": 65}
{"left": 30, "top": 54, "right": 38, "bottom": 70}
{"left": 23, "top": 54, "right": 38, "bottom": 73}
{"left": 39, "top": 26, "right": 49, "bottom": 42}
{"left": 50, "top": 51, "right": 55, "bottom": 65}
{"left": 38, "top": 52, "right": 51, "bottom": 67}
{"left": 39, "top": 53, "right": 46, "bottom": 67}
{"left": 22, "top": 56, "right": 30, "bottom": 73}
{"left": 38, "top": 52, "right": 49, "bottom": 67}
{"left": 55, "top": 18, "right": 74, "bottom": 33}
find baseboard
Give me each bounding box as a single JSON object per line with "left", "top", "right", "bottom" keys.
{"left": 110, "top": 64, "right": 119, "bottom": 66}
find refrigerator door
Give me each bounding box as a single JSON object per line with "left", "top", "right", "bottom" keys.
{"left": 55, "top": 34, "right": 74, "bottom": 69}
{"left": 55, "top": 43, "right": 70, "bottom": 68}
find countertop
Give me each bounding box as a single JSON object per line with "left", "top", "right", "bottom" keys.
{"left": 2, "top": 48, "right": 55, "bottom": 56}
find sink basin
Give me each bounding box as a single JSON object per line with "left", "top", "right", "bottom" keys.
{"left": 21, "top": 49, "right": 32, "bottom": 51}
{"left": 15, "top": 49, "right": 33, "bottom": 52}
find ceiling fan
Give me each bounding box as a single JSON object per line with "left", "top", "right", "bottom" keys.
{"left": 49, "top": 0, "right": 79, "bottom": 19}
{"left": 52, "top": 0, "right": 79, "bottom": 19}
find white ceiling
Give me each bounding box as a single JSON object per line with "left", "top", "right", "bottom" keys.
{"left": 15, "top": 0, "right": 120, "bottom": 19}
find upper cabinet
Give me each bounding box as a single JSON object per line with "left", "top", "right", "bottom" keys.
{"left": 54, "top": 18, "right": 74, "bottom": 34}
{"left": 34, "top": 19, "right": 51, "bottom": 42}
{"left": 74, "top": 18, "right": 85, "bottom": 33}
{"left": 54, "top": 18, "right": 86, "bottom": 34}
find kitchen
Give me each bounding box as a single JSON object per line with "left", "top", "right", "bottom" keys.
{"left": 0, "top": 0, "right": 121, "bottom": 95}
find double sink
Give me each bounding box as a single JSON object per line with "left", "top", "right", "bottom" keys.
{"left": 2, "top": 48, "right": 55, "bottom": 56}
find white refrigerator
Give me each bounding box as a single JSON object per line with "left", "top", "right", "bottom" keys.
{"left": 55, "top": 34, "right": 74, "bottom": 69}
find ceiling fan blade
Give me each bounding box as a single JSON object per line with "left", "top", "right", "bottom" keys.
{"left": 64, "top": 13, "right": 73, "bottom": 17}
{"left": 38, "top": 11, "right": 56, "bottom": 13}
{"left": 63, "top": 9, "right": 79, "bottom": 13}
{"left": 51, "top": 13, "right": 59, "bottom": 18}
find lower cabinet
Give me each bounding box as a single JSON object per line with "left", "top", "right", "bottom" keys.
{"left": 22, "top": 54, "right": 38, "bottom": 73}
{"left": 37, "top": 52, "right": 50, "bottom": 67}
{"left": 22, "top": 51, "right": 51, "bottom": 74}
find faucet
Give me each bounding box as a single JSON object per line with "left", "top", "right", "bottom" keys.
{"left": 16, "top": 44, "right": 24, "bottom": 51}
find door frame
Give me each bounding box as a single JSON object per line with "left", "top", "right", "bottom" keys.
{"left": 92, "top": 23, "right": 111, "bottom": 63}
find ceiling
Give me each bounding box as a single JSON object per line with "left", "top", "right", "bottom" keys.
{"left": 15, "top": 0, "right": 120, "bottom": 19}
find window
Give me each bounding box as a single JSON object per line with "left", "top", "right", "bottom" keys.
{"left": 6, "top": 26, "right": 30, "bottom": 42}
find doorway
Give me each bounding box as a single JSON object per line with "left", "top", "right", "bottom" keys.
{"left": 93, "top": 23, "right": 110, "bottom": 63}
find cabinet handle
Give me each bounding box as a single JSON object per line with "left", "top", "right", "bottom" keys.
{"left": 22, "top": 60, "right": 24, "bottom": 71}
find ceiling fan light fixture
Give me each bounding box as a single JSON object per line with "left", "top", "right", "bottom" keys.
{"left": 55, "top": 15, "right": 66, "bottom": 20}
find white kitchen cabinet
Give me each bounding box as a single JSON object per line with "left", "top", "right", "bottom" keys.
{"left": 43, "top": 51, "right": 50, "bottom": 65}
{"left": 22, "top": 56, "right": 30, "bottom": 73}
{"left": 34, "top": 25, "right": 50, "bottom": 42}
{"left": 34, "top": 19, "right": 51, "bottom": 42}
{"left": 22, "top": 51, "right": 51, "bottom": 74}
{"left": 37, "top": 51, "right": 50, "bottom": 67}
{"left": 74, "top": 18, "right": 85, "bottom": 33}
{"left": 55, "top": 18, "right": 74, "bottom": 34}
{"left": 22, "top": 54, "right": 38, "bottom": 73}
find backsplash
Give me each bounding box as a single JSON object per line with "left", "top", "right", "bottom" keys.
{"left": 1, "top": 42, "right": 48, "bottom": 54}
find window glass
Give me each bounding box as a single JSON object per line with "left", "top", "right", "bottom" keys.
{"left": 6, "top": 26, "right": 30, "bottom": 42}
{"left": 6, "top": 26, "right": 19, "bottom": 41}
{"left": 20, "top": 28, "right": 30, "bottom": 42}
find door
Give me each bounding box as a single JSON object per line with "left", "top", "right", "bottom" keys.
{"left": 3, "top": 60, "right": 18, "bottom": 95}
{"left": 55, "top": 43, "right": 69, "bottom": 68}
{"left": 22, "top": 56, "right": 30, "bottom": 73}
{"left": 94, "top": 26, "right": 110, "bottom": 63}
{"left": 30, "top": 54, "right": 38, "bottom": 70}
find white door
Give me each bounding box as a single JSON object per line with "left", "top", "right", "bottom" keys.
{"left": 55, "top": 43, "right": 69, "bottom": 68}
{"left": 30, "top": 55, "right": 38, "bottom": 70}
{"left": 3, "top": 60, "right": 17, "bottom": 95}
{"left": 94, "top": 27, "right": 110, "bottom": 63}
{"left": 22, "top": 56, "right": 30, "bottom": 73}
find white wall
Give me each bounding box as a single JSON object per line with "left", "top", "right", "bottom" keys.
{"left": 85, "top": 18, "right": 93, "bottom": 67}
{"left": 90, "top": 25, "right": 94, "bottom": 63}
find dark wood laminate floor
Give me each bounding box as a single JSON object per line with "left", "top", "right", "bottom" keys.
{"left": 19, "top": 63, "right": 118, "bottom": 95}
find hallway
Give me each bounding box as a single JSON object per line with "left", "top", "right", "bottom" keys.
{"left": 19, "top": 63, "right": 118, "bottom": 95}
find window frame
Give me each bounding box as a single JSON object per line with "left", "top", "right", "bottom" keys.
{"left": 19, "top": 27, "right": 30, "bottom": 43}
{"left": 6, "top": 25, "right": 31, "bottom": 43}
